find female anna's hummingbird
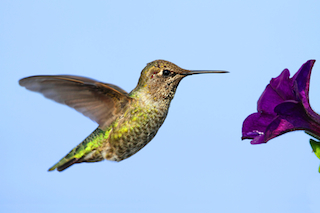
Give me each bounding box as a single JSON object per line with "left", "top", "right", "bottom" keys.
{"left": 19, "top": 60, "right": 228, "bottom": 172}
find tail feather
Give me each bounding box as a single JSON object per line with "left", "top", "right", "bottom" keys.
{"left": 48, "top": 158, "right": 80, "bottom": 172}
{"left": 48, "top": 128, "right": 106, "bottom": 172}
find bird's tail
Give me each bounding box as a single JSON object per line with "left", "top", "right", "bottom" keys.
{"left": 48, "top": 128, "right": 105, "bottom": 172}
{"left": 48, "top": 157, "right": 80, "bottom": 172}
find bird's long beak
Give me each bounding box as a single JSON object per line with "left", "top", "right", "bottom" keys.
{"left": 181, "top": 70, "right": 229, "bottom": 76}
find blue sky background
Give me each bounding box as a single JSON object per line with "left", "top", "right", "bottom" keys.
{"left": 1, "top": 0, "right": 320, "bottom": 212}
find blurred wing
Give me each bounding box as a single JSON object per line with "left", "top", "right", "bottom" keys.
{"left": 19, "top": 75, "right": 133, "bottom": 128}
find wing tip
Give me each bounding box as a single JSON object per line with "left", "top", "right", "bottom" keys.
{"left": 18, "top": 77, "right": 28, "bottom": 87}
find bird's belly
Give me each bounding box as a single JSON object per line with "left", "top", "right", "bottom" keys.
{"left": 105, "top": 107, "right": 167, "bottom": 161}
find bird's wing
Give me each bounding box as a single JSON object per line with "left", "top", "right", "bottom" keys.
{"left": 19, "top": 75, "right": 133, "bottom": 128}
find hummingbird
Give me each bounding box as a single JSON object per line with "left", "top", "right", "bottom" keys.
{"left": 19, "top": 60, "right": 228, "bottom": 172}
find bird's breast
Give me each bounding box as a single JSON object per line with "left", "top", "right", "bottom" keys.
{"left": 105, "top": 103, "right": 168, "bottom": 161}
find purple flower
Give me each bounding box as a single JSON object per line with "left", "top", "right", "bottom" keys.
{"left": 242, "top": 60, "right": 320, "bottom": 144}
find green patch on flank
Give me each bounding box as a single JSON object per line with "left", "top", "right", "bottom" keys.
{"left": 71, "top": 128, "right": 106, "bottom": 159}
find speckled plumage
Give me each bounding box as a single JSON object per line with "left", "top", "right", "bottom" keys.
{"left": 19, "top": 60, "right": 227, "bottom": 171}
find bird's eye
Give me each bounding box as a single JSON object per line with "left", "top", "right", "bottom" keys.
{"left": 163, "top": 70, "right": 171, "bottom": 76}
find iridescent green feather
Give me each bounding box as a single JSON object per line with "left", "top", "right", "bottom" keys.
{"left": 48, "top": 128, "right": 107, "bottom": 171}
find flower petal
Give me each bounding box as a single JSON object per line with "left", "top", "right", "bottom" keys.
{"left": 293, "top": 60, "right": 320, "bottom": 124}
{"left": 263, "top": 101, "right": 320, "bottom": 142}
{"left": 257, "top": 69, "right": 295, "bottom": 114}
{"left": 242, "top": 112, "right": 274, "bottom": 144}
{"left": 242, "top": 60, "right": 319, "bottom": 145}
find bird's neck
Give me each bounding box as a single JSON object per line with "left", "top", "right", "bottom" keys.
{"left": 129, "top": 86, "right": 173, "bottom": 111}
